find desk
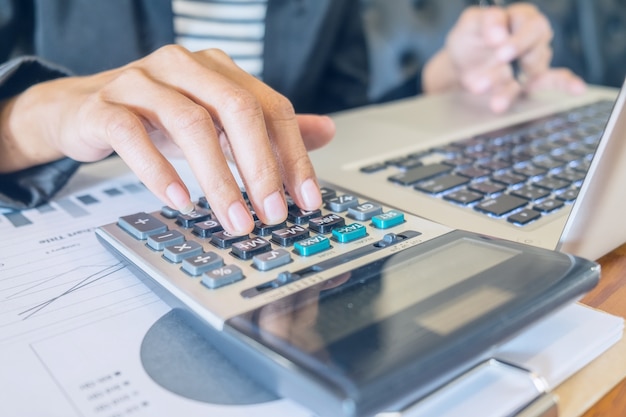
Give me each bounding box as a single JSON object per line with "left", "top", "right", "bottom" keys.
{"left": 579, "top": 242, "right": 626, "bottom": 416}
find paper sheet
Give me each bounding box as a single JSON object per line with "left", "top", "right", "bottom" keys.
{"left": 0, "top": 158, "right": 311, "bottom": 417}
{"left": 1, "top": 157, "right": 622, "bottom": 417}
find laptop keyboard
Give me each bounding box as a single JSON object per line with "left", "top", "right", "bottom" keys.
{"left": 360, "top": 100, "right": 613, "bottom": 226}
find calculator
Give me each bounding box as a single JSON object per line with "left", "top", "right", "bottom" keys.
{"left": 96, "top": 183, "right": 600, "bottom": 417}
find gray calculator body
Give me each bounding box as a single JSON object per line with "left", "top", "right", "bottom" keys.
{"left": 96, "top": 185, "right": 599, "bottom": 417}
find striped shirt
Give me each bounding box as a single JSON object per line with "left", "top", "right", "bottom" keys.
{"left": 172, "top": 0, "right": 268, "bottom": 78}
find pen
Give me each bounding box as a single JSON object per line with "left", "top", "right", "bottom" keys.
{"left": 478, "top": 0, "right": 521, "bottom": 79}
{"left": 479, "top": 0, "right": 504, "bottom": 7}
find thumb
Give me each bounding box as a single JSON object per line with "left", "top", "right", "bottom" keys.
{"left": 296, "top": 114, "right": 335, "bottom": 151}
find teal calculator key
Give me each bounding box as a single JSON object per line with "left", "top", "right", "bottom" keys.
{"left": 332, "top": 223, "right": 367, "bottom": 243}
{"left": 294, "top": 235, "right": 331, "bottom": 256}
{"left": 372, "top": 210, "right": 405, "bottom": 229}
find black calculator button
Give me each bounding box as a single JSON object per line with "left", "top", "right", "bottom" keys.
{"left": 271, "top": 225, "right": 310, "bottom": 246}
{"left": 253, "top": 221, "right": 287, "bottom": 236}
{"left": 193, "top": 218, "right": 223, "bottom": 237}
{"left": 231, "top": 237, "right": 272, "bottom": 260}
{"left": 309, "top": 213, "right": 345, "bottom": 233}
{"left": 211, "top": 231, "right": 250, "bottom": 248}
{"left": 176, "top": 208, "right": 212, "bottom": 228}
{"left": 287, "top": 207, "right": 322, "bottom": 225}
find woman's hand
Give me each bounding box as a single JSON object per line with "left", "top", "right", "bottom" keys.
{"left": 423, "top": 3, "right": 586, "bottom": 113}
{"left": 0, "top": 46, "right": 335, "bottom": 235}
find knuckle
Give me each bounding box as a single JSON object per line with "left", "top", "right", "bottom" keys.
{"left": 203, "top": 47, "right": 232, "bottom": 62}
{"left": 108, "top": 66, "right": 149, "bottom": 88}
{"left": 264, "top": 93, "right": 295, "bottom": 120}
{"left": 169, "top": 105, "right": 213, "bottom": 135}
{"left": 150, "top": 44, "right": 194, "bottom": 65}
{"left": 103, "top": 112, "right": 143, "bottom": 146}
{"left": 222, "top": 88, "right": 262, "bottom": 116}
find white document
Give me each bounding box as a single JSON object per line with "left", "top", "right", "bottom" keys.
{"left": 0, "top": 158, "right": 622, "bottom": 417}
{"left": 0, "top": 159, "right": 311, "bottom": 417}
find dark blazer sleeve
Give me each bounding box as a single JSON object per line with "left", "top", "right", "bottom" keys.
{"left": 0, "top": 0, "right": 174, "bottom": 210}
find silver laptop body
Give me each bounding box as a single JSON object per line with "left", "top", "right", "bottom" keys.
{"left": 311, "top": 80, "right": 626, "bottom": 260}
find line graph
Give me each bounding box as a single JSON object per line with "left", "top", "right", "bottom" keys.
{"left": 0, "top": 165, "right": 165, "bottom": 347}
{"left": 13, "top": 262, "right": 126, "bottom": 319}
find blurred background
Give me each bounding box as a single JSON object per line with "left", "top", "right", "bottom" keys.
{"left": 360, "top": 0, "right": 626, "bottom": 102}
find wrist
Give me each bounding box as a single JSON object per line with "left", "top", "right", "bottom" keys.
{"left": 0, "top": 85, "right": 64, "bottom": 173}
{"left": 422, "top": 49, "right": 463, "bottom": 94}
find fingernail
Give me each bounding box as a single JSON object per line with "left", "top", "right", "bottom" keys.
{"left": 263, "top": 190, "right": 287, "bottom": 224}
{"left": 166, "top": 182, "right": 194, "bottom": 214}
{"left": 228, "top": 201, "right": 253, "bottom": 234}
{"left": 300, "top": 178, "right": 322, "bottom": 210}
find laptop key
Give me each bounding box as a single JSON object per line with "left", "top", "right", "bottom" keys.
{"left": 475, "top": 194, "right": 528, "bottom": 216}
{"left": 556, "top": 188, "right": 579, "bottom": 202}
{"left": 491, "top": 172, "right": 527, "bottom": 186}
{"left": 508, "top": 209, "right": 542, "bottom": 225}
{"left": 532, "top": 177, "right": 571, "bottom": 191}
{"left": 444, "top": 190, "right": 483, "bottom": 205}
{"left": 468, "top": 181, "right": 506, "bottom": 195}
{"left": 534, "top": 199, "right": 565, "bottom": 213}
{"left": 510, "top": 185, "right": 551, "bottom": 201}
{"left": 414, "top": 174, "right": 469, "bottom": 194}
{"left": 388, "top": 163, "right": 452, "bottom": 186}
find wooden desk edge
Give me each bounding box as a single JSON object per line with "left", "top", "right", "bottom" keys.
{"left": 563, "top": 242, "right": 626, "bottom": 416}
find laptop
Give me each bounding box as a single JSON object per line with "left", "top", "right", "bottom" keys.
{"left": 310, "top": 78, "right": 626, "bottom": 261}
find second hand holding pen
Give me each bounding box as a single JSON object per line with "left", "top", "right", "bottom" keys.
{"left": 478, "top": 0, "right": 522, "bottom": 80}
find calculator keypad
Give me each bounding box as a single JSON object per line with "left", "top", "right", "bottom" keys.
{"left": 97, "top": 186, "right": 453, "bottom": 321}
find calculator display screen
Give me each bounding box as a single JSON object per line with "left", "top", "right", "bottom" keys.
{"left": 225, "top": 234, "right": 570, "bottom": 387}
